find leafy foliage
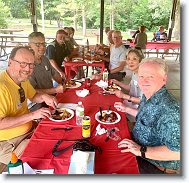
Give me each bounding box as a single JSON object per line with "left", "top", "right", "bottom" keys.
{"left": 0, "top": 0, "right": 173, "bottom": 31}
{"left": 0, "top": 0, "right": 10, "bottom": 28}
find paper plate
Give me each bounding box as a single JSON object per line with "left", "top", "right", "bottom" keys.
{"left": 103, "top": 85, "right": 121, "bottom": 94}
{"left": 49, "top": 108, "right": 74, "bottom": 122}
{"left": 95, "top": 110, "right": 121, "bottom": 125}
{"left": 72, "top": 58, "right": 83, "bottom": 62}
{"left": 66, "top": 81, "right": 82, "bottom": 88}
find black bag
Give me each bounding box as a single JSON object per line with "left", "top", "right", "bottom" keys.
{"left": 52, "top": 139, "right": 102, "bottom": 157}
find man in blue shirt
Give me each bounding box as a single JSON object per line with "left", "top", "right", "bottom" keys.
{"left": 114, "top": 57, "right": 180, "bottom": 174}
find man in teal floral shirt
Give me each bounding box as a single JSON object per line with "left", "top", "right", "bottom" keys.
{"left": 114, "top": 57, "right": 180, "bottom": 174}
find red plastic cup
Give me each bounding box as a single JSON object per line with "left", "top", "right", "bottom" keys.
{"left": 85, "top": 78, "right": 91, "bottom": 89}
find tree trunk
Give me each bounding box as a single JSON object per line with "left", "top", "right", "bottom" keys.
{"left": 82, "top": 6, "right": 86, "bottom": 37}
{"left": 172, "top": 0, "right": 180, "bottom": 40}
{"left": 74, "top": 9, "right": 77, "bottom": 31}
{"left": 110, "top": 0, "right": 115, "bottom": 30}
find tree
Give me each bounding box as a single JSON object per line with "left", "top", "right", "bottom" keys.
{"left": 0, "top": 0, "right": 10, "bottom": 28}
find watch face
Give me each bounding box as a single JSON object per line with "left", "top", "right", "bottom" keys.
{"left": 141, "top": 146, "right": 146, "bottom": 152}
{"left": 140, "top": 146, "right": 147, "bottom": 158}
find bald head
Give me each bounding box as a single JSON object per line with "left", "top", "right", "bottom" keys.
{"left": 138, "top": 58, "right": 168, "bottom": 99}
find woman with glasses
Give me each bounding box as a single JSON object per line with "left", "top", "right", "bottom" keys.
{"left": 111, "top": 47, "right": 144, "bottom": 129}
{"left": 0, "top": 46, "right": 58, "bottom": 173}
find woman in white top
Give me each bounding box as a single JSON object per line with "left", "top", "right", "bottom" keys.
{"left": 111, "top": 47, "right": 144, "bottom": 123}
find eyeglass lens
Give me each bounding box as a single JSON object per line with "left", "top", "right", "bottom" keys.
{"left": 32, "top": 42, "right": 46, "bottom": 47}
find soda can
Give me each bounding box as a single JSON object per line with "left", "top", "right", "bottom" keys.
{"left": 82, "top": 116, "right": 91, "bottom": 138}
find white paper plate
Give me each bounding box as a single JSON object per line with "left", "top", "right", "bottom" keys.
{"left": 95, "top": 110, "right": 121, "bottom": 125}
{"left": 103, "top": 85, "right": 121, "bottom": 94}
{"left": 72, "top": 58, "right": 83, "bottom": 62}
{"left": 66, "top": 81, "right": 82, "bottom": 88}
{"left": 49, "top": 108, "right": 74, "bottom": 122}
{"left": 92, "top": 60, "right": 102, "bottom": 63}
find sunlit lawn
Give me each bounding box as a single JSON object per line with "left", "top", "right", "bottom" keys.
{"left": 6, "top": 18, "right": 154, "bottom": 44}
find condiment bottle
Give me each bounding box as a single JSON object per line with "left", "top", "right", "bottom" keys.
{"left": 8, "top": 152, "right": 24, "bottom": 174}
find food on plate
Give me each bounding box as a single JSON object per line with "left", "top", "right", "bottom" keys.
{"left": 65, "top": 80, "right": 76, "bottom": 87}
{"left": 104, "top": 83, "right": 120, "bottom": 92}
{"left": 51, "top": 108, "right": 72, "bottom": 120}
{"left": 99, "top": 111, "right": 118, "bottom": 123}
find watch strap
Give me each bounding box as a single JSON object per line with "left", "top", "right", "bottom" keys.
{"left": 140, "top": 146, "right": 147, "bottom": 158}
{"left": 128, "top": 95, "right": 132, "bottom": 102}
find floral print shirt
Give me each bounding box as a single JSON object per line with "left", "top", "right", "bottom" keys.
{"left": 132, "top": 86, "right": 180, "bottom": 170}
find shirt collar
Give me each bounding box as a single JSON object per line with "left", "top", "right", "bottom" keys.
{"left": 142, "top": 85, "right": 167, "bottom": 104}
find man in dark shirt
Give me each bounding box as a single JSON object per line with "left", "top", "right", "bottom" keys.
{"left": 45, "top": 29, "right": 71, "bottom": 78}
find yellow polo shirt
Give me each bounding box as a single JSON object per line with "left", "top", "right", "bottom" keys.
{"left": 0, "top": 71, "right": 36, "bottom": 140}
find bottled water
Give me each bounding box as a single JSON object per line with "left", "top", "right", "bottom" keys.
{"left": 103, "top": 68, "right": 109, "bottom": 83}
{"left": 76, "top": 101, "right": 84, "bottom": 125}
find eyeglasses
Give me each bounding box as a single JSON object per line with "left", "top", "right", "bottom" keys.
{"left": 112, "top": 36, "right": 122, "bottom": 39}
{"left": 18, "top": 86, "right": 25, "bottom": 103}
{"left": 12, "top": 59, "right": 35, "bottom": 69}
{"left": 31, "top": 42, "right": 47, "bottom": 47}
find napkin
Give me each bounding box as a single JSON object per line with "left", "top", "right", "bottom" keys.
{"left": 68, "top": 150, "right": 95, "bottom": 174}
{"left": 95, "top": 80, "right": 108, "bottom": 88}
{"left": 57, "top": 103, "right": 78, "bottom": 110}
{"left": 95, "top": 124, "right": 107, "bottom": 136}
{"left": 76, "top": 89, "right": 89, "bottom": 97}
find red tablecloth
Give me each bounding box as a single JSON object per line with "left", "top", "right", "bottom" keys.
{"left": 64, "top": 60, "right": 105, "bottom": 79}
{"left": 21, "top": 81, "right": 139, "bottom": 174}
{"left": 130, "top": 41, "right": 180, "bottom": 50}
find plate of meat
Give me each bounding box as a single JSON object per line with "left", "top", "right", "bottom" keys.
{"left": 49, "top": 108, "right": 74, "bottom": 122}
{"left": 95, "top": 110, "right": 121, "bottom": 124}
{"left": 103, "top": 83, "right": 121, "bottom": 94}
{"left": 65, "top": 80, "right": 81, "bottom": 88}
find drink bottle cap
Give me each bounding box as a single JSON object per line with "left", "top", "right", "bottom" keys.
{"left": 11, "top": 152, "right": 18, "bottom": 163}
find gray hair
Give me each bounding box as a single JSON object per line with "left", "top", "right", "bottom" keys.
{"left": 140, "top": 57, "right": 168, "bottom": 74}
{"left": 28, "top": 32, "right": 45, "bottom": 42}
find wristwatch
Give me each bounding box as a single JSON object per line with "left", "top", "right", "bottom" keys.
{"left": 140, "top": 146, "right": 147, "bottom": 158}
{"left": 128, "top": 95, "right": 132, "bottom": 102}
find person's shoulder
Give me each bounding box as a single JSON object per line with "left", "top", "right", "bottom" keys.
{"left": 42, "top": 55, "right": 51, "bottom": 63}
{"left": 0, "top": 71, "right": 9, "bottom": 88}
{"left": 47, "top": 41, "right": 56, "bottom": 48}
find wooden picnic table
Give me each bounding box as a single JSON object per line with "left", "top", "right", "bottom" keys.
{"left": 0, "top": 29, "right": 24, "bottom": 41}
{"left": 0, "top": 28, "right": 23, "bottom": 34}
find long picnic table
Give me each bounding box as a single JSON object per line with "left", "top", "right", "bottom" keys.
{"left": 130, "top": 41, "right": 180, "bottom": 61}
{"left": 0, "top": 34, "right": 56, "bottom": 61}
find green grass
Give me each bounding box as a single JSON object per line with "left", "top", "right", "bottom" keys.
{"left": 5, "top": 18, "right": 154, "bottom": 42}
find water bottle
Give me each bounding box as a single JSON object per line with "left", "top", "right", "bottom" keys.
{"left": 103, "top": 68, "right": 109, "bottom": 83}
{"left": 156, "top": 32, "right": 161, "bottom": 41}
{"left": 76, "top": 101, "right": 84, "bottom": 125}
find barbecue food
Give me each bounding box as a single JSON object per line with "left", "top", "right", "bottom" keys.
{"left": 51, "top": 108, "right": 72, "bottom": 120}
{"left": 104, "top": 84, "right": 120, "bottom": 92}
{"left": 99, "top": 111, "right": 118, "bottom": 123}
{"left": 65, "top": 80, "right": 77, "bottom": 87}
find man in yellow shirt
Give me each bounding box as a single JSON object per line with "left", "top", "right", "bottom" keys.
{"left": 0, "top": 46, "right": 58, "bottom": 173}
